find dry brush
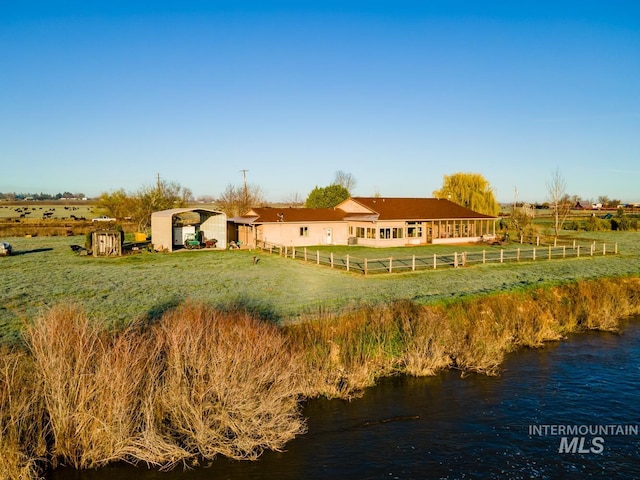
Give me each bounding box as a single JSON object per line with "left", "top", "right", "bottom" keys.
{"left": 1, "top": 276, "right": 639, "bottom": 478}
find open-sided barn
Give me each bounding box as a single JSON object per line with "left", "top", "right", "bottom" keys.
{"left": 151, "top": 207, "right": 227, "bottom": 252}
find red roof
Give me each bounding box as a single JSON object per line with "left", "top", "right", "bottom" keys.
{"left": 236, "top": 198, "right": 496, "bottom": 224}
{"left": 238, "top": 207, "right": 346, "bottom": 223}
{"left": 343, "top": 197, "right": 496, "bottom": 220}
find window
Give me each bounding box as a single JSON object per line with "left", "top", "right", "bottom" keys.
{"left": 407, "top": 222, "right": 422, "bottom": 238}
{"left": 366, "top": 228, "right": 376, "bottom": 239}
{"left": 355, "top": 227, "right": 365, "bottom": 238}
{"left": 379, "top": 228, "right": 391, "bottom": 239}
{"left": 392, "top": 228, "right": 403, "bottom": 239}
{"left": 299, "top": 226, "right": 309, "bottom": 237}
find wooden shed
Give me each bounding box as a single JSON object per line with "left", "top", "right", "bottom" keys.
{"left": 92, "top": 230, "right": 123, "bottom": 257}
{"left": 151, "top": 207, "right": 227, "bottom": 252}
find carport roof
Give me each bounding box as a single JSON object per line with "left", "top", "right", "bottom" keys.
{"left": 151, "top": 207, "right": 224, "bottom": 218}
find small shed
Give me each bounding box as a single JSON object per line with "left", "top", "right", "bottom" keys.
{"left": 92, "top": 230, "right": 123, "bottom": 257}
{"left": 151, "top": 207, "right": 227, "bottom": 252}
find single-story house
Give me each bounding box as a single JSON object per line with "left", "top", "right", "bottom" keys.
{"left": 234, "top": 197, "right": 497, "bottom": 248}
{"left": 151, "top": 207, "right": 227, "bottom": 252}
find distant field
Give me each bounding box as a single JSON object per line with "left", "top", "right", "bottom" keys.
{"left": 1, "top": 230, "right": 639, "bottom": 344}
{"left": 0, "top": 201, "right": 98, "bottom": 220}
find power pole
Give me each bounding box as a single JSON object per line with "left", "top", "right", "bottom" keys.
{"left": 240, "top": 169, "right": 249, "bottom": 204}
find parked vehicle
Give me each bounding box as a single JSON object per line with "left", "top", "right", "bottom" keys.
{"left": 91, "top": 215, "right": 116, "bottom": 222}
{"left": 0, "top": 242, "right": 12, "bottom": 256}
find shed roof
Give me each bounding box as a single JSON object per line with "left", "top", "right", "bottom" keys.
{"left": 151, "top": 207, "right": 224, "bottom": 218}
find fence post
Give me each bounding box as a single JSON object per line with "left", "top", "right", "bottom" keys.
{"left": 364, "top": 258, "right": 368, "bottom": 275}
{"left": 292, "top": 246, "right": 295, "bottom": 259}
{"left": 548, "top": 245, "right": 552, "bottom": 260}
{"left": 454, "top": 252, "right": 458, "bottom": 268}
{"left": 573, "top": 240, "right": 576, "bottom": 249}
{"left": 554, "top": 238, "right": 557, "bottom": 247}
{"left": 533, "top": 247, "right": 536, "bottom": 260}
{"left": 562, "top": 246, "right": 566, "bottom": 258}
{"left": 330, "top": 252, "right": 334, "bottom": 268}
{"left": 462, "top": 252, "right": 467, "bottom": 267}
{"left": 603, "top": 243, "right": 606, "bottom": 256}
{"left": 412, "top": 255, "right": 416, "bottom": 271}
{"left": 433, "top": 253, "right": 437, "bottom": 269}
{"left": 516, "top": 248, "right": 520, "bottom": 262}
{"left": 577, "top": 245, "right": 580, "bottom": 257}
{"left": 500, "top": 249, "right": 504, "bottom": 263}
{"left": 615, "top": 242, "right": 618, "bottom": 254}
{"left": 389, "top": 257, "right": 393, "bottom": 273}
{"left": 346, "top": 254, "right": 350, "bottom": 272}
{"left": 304, "top": 247, "right": 307, "bottom": 262}
{"left": 590, "top": 243, "right": 594, "bottom": 256}
{"left": 317, "top": 250, "right": 320, "bottom": 265}
{"left": 482, "top": 250, "right": 486, "bottom": 264}
{"left": 536, "top": 236, "right": 540, "bottom": 246}
{"left": 520, "top": 234, "right": 523, "bottom": 244}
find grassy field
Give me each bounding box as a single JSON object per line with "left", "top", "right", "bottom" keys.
{"left": 1, "top": 225, "right": 640, "bottom": 478}
{"left": 1, "top": 230, "right": 639, "bottom": 344}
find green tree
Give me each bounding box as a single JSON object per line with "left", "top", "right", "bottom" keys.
{"left": 95, "top": 188, "right": 133, "bottom": 220}
{"left": 432, "top": 172, "right": 499, "bottom": 216}
{"left": 305, "top": 184, "right": 350, "bottom": 208}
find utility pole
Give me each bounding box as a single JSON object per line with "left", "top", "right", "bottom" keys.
{"left": 240, "top": 169, "right": 249, "bottom": 204}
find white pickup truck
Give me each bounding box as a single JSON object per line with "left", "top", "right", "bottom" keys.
{"left": 91, "top": 215, "right": 116, "bottom": 222}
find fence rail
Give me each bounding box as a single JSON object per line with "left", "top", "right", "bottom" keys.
{"left": 256, "top": 240, "right": 618, "bottom": 275}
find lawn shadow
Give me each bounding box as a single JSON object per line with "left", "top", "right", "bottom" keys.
{"left": 218, "top": 295, "right": 283, "bottom": 324}
{"left": 11, "top": 248, "right": 54, "bottom": 256}
{"left": 141, "top": 296, "right": 185, "bottom": 326}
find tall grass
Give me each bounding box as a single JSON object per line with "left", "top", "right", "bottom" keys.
{"left": 2, "top": 276, "right": 640, "bottom": 478}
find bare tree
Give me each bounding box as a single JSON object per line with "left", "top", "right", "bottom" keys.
{"left": 217, "top": 183, "right": 264, "bottom": 217}
{"left": 133, "top": 180, "right": 192, "bottom": 231}
{"left": 546, "top": 168, "right": 572, "bottom": 240}
{"left": 333, "top": 171, "right": 357, "bottom": 194}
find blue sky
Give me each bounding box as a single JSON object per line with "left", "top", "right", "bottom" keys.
{"left": 2, "top": 1, "right": 639, "bottom": 203}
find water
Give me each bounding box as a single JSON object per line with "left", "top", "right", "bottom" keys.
{"left": 50, "top": 320, "right": 640, "bottom": 479}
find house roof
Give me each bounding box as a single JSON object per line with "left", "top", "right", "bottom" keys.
{"left": 235, "top": 198, "right": 496, "bottom": 224}
{"left": 341, "top": 197, "right": 496, "bottom": 220}
{"left": 236, "top": 207, "right": 347, "bottom": 224}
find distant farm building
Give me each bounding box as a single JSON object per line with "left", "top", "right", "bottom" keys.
{"left": 151, "top": 208, "right": 227, "bottom": 252}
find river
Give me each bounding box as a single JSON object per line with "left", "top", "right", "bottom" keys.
{"left": 49, "top": 319, "right": 640, "bottom": 479}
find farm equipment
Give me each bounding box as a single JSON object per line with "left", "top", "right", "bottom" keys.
{"left": 184, "top": 232, "right": 202, "bottom": 249}
{"left": 0, "top": 242, "right": 12, "bottom": 256}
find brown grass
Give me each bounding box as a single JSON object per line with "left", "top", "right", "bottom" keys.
{"left": 1, "top": 276, "right": 639, "bottom": 478}
{"left": 0, "top": 347, "right": 47, "bottom": 480}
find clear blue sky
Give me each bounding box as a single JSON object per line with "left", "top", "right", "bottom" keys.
{"left": 2, "top": 1, "right": 639, "bottom": 203}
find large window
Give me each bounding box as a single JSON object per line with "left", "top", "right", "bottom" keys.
{"left": 407, "top": 222, "right": 422, "bottom": 238}
{"left": 393, "top": 228, "right": 404, "bottom": 239}
{"left": 379, "top": 228, "right": 391, "bottom": 239}
{"left": 299, "top": 226, "right": 309, "bottom": 237}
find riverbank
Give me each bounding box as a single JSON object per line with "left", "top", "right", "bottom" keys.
{"left": 2, "top": 275, "right": 640, "bottom": 479}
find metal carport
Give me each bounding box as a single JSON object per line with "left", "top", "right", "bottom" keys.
{"left": 151, "top": 207, "right": 227, "bottom": 252}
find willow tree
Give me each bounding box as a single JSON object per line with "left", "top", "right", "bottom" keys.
{"left": 433, "top": 172, "right": 499, "bottom": 216}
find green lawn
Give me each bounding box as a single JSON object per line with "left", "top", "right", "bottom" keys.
{"left": 1, "top": 231, "right": 639, "bottom": 344}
